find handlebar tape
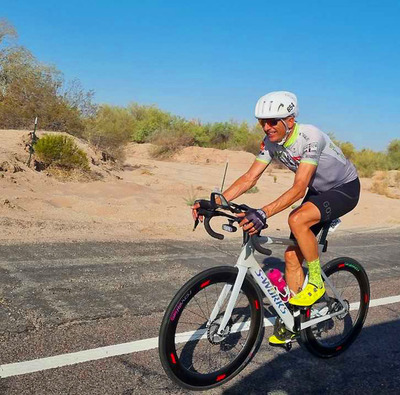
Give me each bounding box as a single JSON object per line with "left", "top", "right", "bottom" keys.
{"left": 251, "top": 235, "right": 272, "bottom": 256}
{"left": 204, "top": 217, "right": 224, "bottom": 240}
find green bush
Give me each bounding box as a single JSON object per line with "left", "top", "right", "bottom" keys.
{"left": 338, "top": 141, "right": 356, "bottom": 160}
{"left": 128, "top": 103, "right": 174, "bottom": 143}
{"left": 34, "top": 134, "right": 89, "bottom": 170}
{"left": 387, "top": 140, "right": 400, "bottom": 170}
{"left": 84, "top": 104, "right": 133, "bottom": 161}
{"left": 352, "top": 149, "right": 388, "bottom": 177}
{"left": 245, "top": 186, "right": 259, "bottom": 194}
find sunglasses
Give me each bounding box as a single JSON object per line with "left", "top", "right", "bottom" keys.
{"left": 258, "top": 118, "right": 281, "bottom": 127}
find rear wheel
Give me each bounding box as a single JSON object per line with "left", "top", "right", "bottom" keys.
{"left": 300, "top": 257, "right": 370, "bottom": 358}
{"left": 159, "top": 266, "right": 264, "bottom": 390}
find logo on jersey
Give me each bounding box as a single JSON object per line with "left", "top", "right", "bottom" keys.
{"left": 305, "top": 142, "right": 318, "bottom": 153}
{"left": 276, "top": 150, "right": 301, "bottom": 170}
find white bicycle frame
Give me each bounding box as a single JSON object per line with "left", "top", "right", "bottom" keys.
{"left": 209, "top": 235, "right": 348, "bottom": 336}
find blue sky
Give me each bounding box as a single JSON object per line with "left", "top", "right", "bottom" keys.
{"left": 2, "top": 0, "right": 400, "bottom": 150}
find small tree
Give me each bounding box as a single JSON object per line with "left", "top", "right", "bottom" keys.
{"left": 0, "top": 19, "right": 94, "bottom": 134}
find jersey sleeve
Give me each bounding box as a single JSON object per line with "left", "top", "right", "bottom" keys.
{"left": 300, "top": 130, "right": 326, "bottom": 166}
{"left": 256, "top": 138, "right": 273, "bottom": 165}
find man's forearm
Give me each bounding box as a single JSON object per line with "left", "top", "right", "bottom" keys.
{"left": 223, "top": 175, "right": 258, "bottom": 202}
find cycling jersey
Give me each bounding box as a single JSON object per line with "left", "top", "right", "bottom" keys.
{"left": 256, "top": 123, "right": 358, "bottom": 192}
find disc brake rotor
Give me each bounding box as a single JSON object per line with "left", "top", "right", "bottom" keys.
{"left": 207, "top": 318, "right": 232, "bottom": 345}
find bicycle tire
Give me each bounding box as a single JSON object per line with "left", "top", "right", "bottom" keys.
{"left": 300, "top": 257, "right": 370, "bottom": 358}
{"left": 159, "top": 266, "right": 264, "bottom": 390}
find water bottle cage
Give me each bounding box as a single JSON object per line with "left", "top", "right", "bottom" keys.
{"left": 274, "top": 285, "right": 290, "bottom": 302}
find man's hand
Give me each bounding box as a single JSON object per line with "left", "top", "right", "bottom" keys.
{"left": 191, "top": 199, "right": 214, "bottom": 222}
{"left": 237, "top": 208, "right": 268, "bottom": 235}
{"left": 192, "top": 201, "right": 203, "bottom": 222}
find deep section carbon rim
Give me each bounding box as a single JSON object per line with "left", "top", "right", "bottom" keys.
{"left": 301, "top": 257, "right": 370, "bottom": 357}
{"left": 159, "top": 267, "right": 262, "bottom": 389}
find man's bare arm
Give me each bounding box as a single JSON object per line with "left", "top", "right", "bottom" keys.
{"left": 262, "top": 163, "right": 317, "bottom": 218}
{"left": 223, "top": 160, "right": 268, "bottom": 201}
{"left": 192, "top": 160, "right": 268, "bottom": 221}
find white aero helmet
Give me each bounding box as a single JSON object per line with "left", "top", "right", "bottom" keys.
{"left": 255, "top": 91, "right": 298, "bottom": 119}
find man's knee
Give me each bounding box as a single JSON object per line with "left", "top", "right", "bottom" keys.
{"left": 288, "top": 204, "right": 320, "bottom": 234}
{"left": 288, "top": 210, "right": 305, "bottom": 235}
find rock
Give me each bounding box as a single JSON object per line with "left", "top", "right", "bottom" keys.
{"left": 0, "top": 161, "right": 24, "bottom": 173}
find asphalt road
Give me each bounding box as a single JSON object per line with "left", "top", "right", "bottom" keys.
{"left": 0, "top": 227, "right": 400, "bottom": 394}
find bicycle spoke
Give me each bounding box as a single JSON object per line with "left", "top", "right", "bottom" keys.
{"left": 160, "top": 267, "right": 263, "bottom": 388}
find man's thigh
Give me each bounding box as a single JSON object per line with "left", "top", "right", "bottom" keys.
{"left": 307, "top": 178, "right": 360, "bottom": 223}
{"left": 290, "top": 178, "right": 360, "bottom": 238}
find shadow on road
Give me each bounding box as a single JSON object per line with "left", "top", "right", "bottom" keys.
{"left": 223, "top": 319, "right": 400, "bottom": 394}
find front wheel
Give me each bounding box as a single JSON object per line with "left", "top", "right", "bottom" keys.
{"left": 300, "top": 257, "right": 370, "bottom": 358}
{"left": 159, "top": 266, "right": 264, "bottom": 390}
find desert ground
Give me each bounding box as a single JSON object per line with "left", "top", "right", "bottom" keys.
{"left": 0, "top": 129, "right": 399, "bottom": 245}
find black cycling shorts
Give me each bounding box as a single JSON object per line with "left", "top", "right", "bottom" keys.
{"left": 291, "top": 177, "right": 360, "bottom": 237}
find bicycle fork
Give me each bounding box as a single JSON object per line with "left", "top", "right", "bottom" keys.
{"left": 206, "top": 265, "right": 248, "bottom": 336}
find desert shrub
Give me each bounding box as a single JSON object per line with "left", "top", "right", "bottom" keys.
{"left": 387, "top": 140, "right": 400, "bottom": 170}
{"left": 190, "top": 121, "right": 211, "bottom": 146}
{"left": 394, "top": 171, "right": 400, "bottom": 187}
{"left": 352, "top": 149, "right": 388, "bottom": 178}
{"left": 84, "top": 105, "right": 133, "bottom": 161}
{"left": 240, "top": 130, "right": 264, "bottom": 155}
{"left": 207, "top": 122, "right": 235, "bottom": 148}
{"left": 149, "top": 127, "right": 195, "bottom": 159}
{"left": 338, "top": 141, "right": 356, "bottom": 160}
{"left": 245, "top": 186, "right": 259, "bottom": 194}
{"left": 34, "top": 134, "right": 89, "bottom": 170}
{"left": 183, "top": 185, "right": 200, "bottom": 206}
{"left": 128, "top": 103, "right": 175, "bottom": 143}
{"left": 230, "top": 122, "right": 252, "bottom": 148}
{"left": 370, "top": 178, "right": 392, "bottom": 198}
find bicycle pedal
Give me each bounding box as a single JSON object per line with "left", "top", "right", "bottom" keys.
{"left": 269, "top": 340, "right": 293, "bottom": 351}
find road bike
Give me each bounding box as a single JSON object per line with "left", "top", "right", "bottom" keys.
{"left": 158, "top": 193, "right": 370, "bottom": 390}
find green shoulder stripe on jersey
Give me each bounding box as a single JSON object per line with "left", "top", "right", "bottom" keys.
{"left": 256, "top": 157, "right": 271, "bottom": 164}
{"left": 300, "top": 159, "right": 318, "bottom": 166}
{"left": 283, "top": 123, "right": 299, "bottom": 148}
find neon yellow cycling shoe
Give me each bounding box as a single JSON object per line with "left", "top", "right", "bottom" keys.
{"left": 269, "top": 319, "right": 297, "bottom": 346}
{"left": 289, "top": 283, "right": 325, "bottom": 306}
{"left": 269, "top": 332, "right": 296, "bottom": 345}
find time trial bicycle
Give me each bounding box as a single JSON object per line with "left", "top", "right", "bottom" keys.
{"left": 158, "top": 193, "right": 370, "bottom": 390}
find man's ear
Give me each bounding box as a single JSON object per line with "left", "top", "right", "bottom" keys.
{"left": 288, "top": 117, "right": 296, "bottom": 128}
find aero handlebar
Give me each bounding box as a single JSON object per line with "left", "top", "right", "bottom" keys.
{"left": 194, "top": 194, "right": 272, "bottom": 256}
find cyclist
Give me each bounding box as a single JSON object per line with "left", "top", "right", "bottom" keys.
{"left": 192, "top": 91, "right": 360, "bottom": 343}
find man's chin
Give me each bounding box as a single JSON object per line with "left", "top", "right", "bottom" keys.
{"left": 267, "top": 135, "right": 279, "bottom": 143}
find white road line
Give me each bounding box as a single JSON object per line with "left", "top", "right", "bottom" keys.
{"left": 1, "top": 294, "right": 400, "bottom": 379}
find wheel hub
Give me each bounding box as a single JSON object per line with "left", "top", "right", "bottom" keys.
{"left": 207, "top": 318, "right": 232, "bottom": 345}
{"left": 330, "top": 298, "right": 350, "bottom": 320}
{"left": 336, "top": 299, "right": 350, "bottom": 320}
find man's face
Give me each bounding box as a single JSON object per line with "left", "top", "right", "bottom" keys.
{"left": 258, "top": 117, "right": 294, "bottom": 143}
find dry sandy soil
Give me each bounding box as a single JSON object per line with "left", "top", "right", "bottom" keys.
{"left": 0, "top": 129, "right": 399, "bottom": 244}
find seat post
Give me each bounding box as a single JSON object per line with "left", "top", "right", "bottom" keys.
{"left": 318, "top": 221, "right": 332, "bottom": 252}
